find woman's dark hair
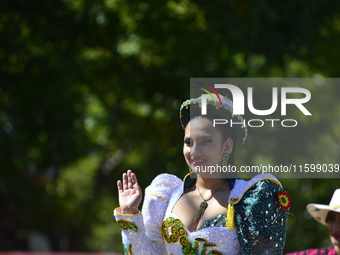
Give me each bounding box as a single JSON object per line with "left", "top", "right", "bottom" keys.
{"left": 189, "top": 106, "right": 237, "bottom": 167}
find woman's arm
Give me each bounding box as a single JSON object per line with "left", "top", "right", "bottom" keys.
{"left": 115, "top": 172, "right": 182, "bottom": 255}
{"left": 235, "top": 179, "right": 290, "bottom": 255}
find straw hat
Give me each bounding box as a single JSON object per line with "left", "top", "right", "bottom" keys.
{"left": 307, "top": 189, "right": 340, "bottom": 226}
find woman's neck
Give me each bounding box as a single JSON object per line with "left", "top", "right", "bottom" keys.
{"left": 195, "top": 177, "right": 228, "bottom": 190}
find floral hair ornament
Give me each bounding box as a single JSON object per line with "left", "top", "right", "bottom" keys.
{"left": 179, "top": 93, "right": 248, "bottom": 147}
{"left": 277, "top": 191, "right": 291, "bottom": 210}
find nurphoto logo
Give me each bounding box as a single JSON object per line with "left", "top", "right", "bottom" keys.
{"left": 198, "top": 83, "right": 312, "bottom": 128}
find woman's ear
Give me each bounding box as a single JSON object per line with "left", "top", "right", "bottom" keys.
{"left": 223, "top": 138, "right": 233, "bottom": 155}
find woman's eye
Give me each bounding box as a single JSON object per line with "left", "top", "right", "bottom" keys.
{"left": 200, "top": 138, "right": 212, "bottom": 144}
{"left": 184, "top": 139, "right": 191, "bottom": 145}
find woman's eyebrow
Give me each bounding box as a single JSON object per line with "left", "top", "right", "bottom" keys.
{"left": 198, "top": 135, "right": 213, "bottom": 139}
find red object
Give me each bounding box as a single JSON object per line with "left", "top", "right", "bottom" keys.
{"left": 285, "top": 246, "right": 337, "bottom": 255}
{"left": 277, "top": 191, "right": 291, "bottom": 210}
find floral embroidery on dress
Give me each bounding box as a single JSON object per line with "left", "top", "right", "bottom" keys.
{"left": 123, "top": 243, "right": 134, "bottom": 255}
{"left": 162, "top": 217, "right": 224, "bottom": 255}
{"left": 117, "top": 220, "right": 138, "bottom": 232}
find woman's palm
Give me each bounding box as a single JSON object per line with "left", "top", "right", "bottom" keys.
{"left": 117, "top": 170, "right": 142, "bottom": 213}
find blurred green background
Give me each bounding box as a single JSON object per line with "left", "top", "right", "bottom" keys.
{"left": 1, "top": 0, "right": 340, "bottom": 253}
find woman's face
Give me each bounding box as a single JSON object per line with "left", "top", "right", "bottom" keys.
{"left": 183, "top": 117, "right": 233, "bottom": 175}
{"left": 326, "top": 211, "right": 340, "bottom": 254}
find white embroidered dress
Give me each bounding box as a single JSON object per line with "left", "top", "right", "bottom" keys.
{"left": 114, "top": 173, "right": 287, "bottom": 255}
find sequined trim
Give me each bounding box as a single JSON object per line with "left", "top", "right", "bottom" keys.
{"left": 196, "top": 213, "right": 226, "bottom": 231}
{"left": 162, "top": 217, "right": 224, "bottom": 254}
{"left": 114, "top": 207, "right": 142, "bottom": 217}
{"left": 117, "top": 220, "right": 138, "bottom": 232}
{"left": 230, "top": 178, "right": 282, "bottom": 205}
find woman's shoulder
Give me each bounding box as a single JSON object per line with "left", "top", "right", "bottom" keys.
{"left": 145, "top": 173, "right": 183, "bottom": 202}
{"left": 149, "top": 173, "right": 183, "bottom": 187}
{"left": 233, "top": 174, "right": 289, "bottom": 254}
{"left": 229, "top": 173, "right": 283, "bottom": 204}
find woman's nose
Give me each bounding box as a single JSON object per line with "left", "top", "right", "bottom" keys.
{"left": 190, "top": 142, "right": 202, "bottom": 157}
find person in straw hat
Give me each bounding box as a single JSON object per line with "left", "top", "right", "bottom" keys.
{"left": 114, "top": 94, "right": 291, "bottom": 254}
{"left": 286, "top": 189, "right": 340, "bottom": 255}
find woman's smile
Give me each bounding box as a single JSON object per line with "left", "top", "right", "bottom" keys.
{"left": 191, "top": 158, "right": 207, "bottom": 166}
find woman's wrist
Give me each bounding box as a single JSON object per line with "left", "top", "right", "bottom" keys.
{"left": 120, "top": 207, "right": 139, "bottom": 215}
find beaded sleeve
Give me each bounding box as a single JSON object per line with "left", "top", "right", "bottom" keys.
{"left": 114, "top": 173, "right": 182, "bottom": 255}
{"left": 235, "top": 179, "right": 289, "bottom": 255}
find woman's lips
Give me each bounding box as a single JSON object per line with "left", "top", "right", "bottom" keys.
{"left": 191, "top": 158, "right": 206, "bottom": 166}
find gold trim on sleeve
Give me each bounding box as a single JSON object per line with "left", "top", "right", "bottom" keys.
{"left": 147, "top": 192, "right": 168, "bottom": 203}
{"left": 114, "top": 207, "right": 142, "bottom": 217}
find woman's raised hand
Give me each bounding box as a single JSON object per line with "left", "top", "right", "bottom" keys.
{"left": 117, "top": 170, "right": 142, "bottom": 215}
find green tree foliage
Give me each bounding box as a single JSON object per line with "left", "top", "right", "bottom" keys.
{"left": 1, "top": 0, "right": 340, "bottom": 253}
